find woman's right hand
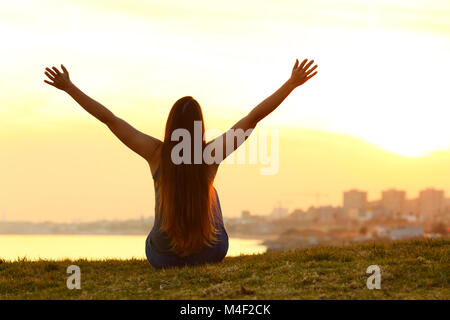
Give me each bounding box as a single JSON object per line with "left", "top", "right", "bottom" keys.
{"left": 44, "top": 64, "right": 73, "bottom": 91}
{"left": 288, "top": 58, "right": 318, "bottom": 88}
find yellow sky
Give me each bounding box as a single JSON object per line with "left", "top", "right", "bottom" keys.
{"left": 1, "top": 0, "right": 450, "bottom": 221}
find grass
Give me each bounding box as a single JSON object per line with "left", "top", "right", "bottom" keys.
{"left": 0, "top": 239, "right": 448, "bottom": 299}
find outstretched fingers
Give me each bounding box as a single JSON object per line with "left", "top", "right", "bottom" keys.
{"left": 45, "top": 67, "right": 57, "bottom": 77}
{"left": 44, "top": 79, "right": 56, "bottom": 87}
{"left": 45, "top": 71, "right": 55, "bottom": 81}
{"left": 305, "top": 64, "right": 318, "bottom": 76}
{"left": 306, "top": 71, "right": 318, "bottom": 80}
{"left": 302, "top": 59, "right": 314, "bottom": 71}
{"left": 61, "top": 64, "right": 69, "bottom": 75}
{"left": 299, "top": 58, "right": 308, "bottom": 69}
{"left": 52, "top": 66, "right": 61, "bottom": 75}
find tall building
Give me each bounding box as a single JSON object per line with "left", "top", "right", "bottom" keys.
{"left": 404, "top": 198, "right": 420, "bottom": 216}
{"left": 381, "top": 189, "right": 406, "bottom": 217}
{"left": 343, "top": 190, "right": 368, "bottom": 219}
{"left": 418, "top": 188, "right": 445, "bottom": 218}
{"left": 445, "top": 198, "right": 450, "bottom": 212}
{"left": 269, "top": 206, "right": 289, "bottom": 220}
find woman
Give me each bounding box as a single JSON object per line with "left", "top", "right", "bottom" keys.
{"left": 43, "top": 58, "right": 318, "bottom": 268}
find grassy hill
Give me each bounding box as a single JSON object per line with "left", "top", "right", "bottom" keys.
{"left": 0, "top": 239, "right": 448, "bottom": 299}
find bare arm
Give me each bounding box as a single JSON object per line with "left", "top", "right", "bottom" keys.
{"left": 43, "top": 65, "right": 161, "bottom": 161}
{"left": 211, "top": 58, "right": 318, "bottom": 161}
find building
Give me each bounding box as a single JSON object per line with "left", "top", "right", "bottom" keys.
{"left": 343, "top": 190, "right": 368, "bottom": 219}
{"left": 387, "top": 226, "right": 424, "bottom": 240}
{"left": 269, "top": 206, "right": 289, "bottom": 220}
{"left": 403, "top": 198, "right": 420, "bottom": 216}
{"left": 290, "top": 209, "right": 311, "bottom": 222}
{"left": 445, "top": 198, "right": 450, "bottom": 212}
{"left": 381, "top": 189, "right": 406, "bottom": 217}
{"left": 358, "top": 210, "right": 373, "bottom": 221}
{"left": 241, "top": 210, "right": 251, "bottom": 219}
{"left": 315, "top": 206, "right": 340, "bottom": 223}
{"left": 419, "top": 188, "right": 445, "bottom": 218}
{"left": 367, "top": 200, "right": 385, "bottom": 218}
{"left": 239, "top": 210, "right": 258, "bottom": 224}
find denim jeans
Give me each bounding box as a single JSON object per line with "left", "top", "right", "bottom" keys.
{"left": 145, "top": 229, "right": 229, "bottom": 269}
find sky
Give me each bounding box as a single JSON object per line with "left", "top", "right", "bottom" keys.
{"left": 1, "top": 0, "right": 450, "bottom": 222}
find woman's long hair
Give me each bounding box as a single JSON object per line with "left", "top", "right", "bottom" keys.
{"left": 158, "top": 96, "right": 218, "bottom": 256}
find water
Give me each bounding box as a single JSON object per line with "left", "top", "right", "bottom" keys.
{"left": 0, "top": 235, "right": 267, "bottom": 261}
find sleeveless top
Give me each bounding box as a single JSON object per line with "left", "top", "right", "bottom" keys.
{"left": 149, "top": 167, "right": 227, "bottom": 256}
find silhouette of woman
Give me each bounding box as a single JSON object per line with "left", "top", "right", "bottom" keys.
{"left": 44, "top": 59, "right": 318, "bottom": 268}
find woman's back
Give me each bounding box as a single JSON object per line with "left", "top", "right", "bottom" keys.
{"left": 148, "top": 165, "right": 227, "bottom": 254}
{"left": 146, "top": 161, "right": 229, "bottom": 269}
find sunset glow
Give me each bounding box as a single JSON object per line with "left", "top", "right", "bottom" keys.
{"left": 1, "top": 0, "right": 450, "bottom": 221}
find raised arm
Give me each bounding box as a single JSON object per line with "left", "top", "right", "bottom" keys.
{"left": 43, "top": 65, "right": 161, "bottom": 162}
{"left": 211, "top": 58, "right": 318, "bottom": 162}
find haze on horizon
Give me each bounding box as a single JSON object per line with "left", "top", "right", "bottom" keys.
{"left": 1, "top": 0, "right": 450, "bottom": 222}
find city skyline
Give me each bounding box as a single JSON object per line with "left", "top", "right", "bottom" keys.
{"left": 2, "top": 185, "right": 449, "bottom": 223}
{"left": 269, "top": 186, "right": 449, "bottom": 220}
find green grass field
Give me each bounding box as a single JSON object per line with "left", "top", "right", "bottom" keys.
{"left": 0, "top": 239, "right": 448, "bottom": 299}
